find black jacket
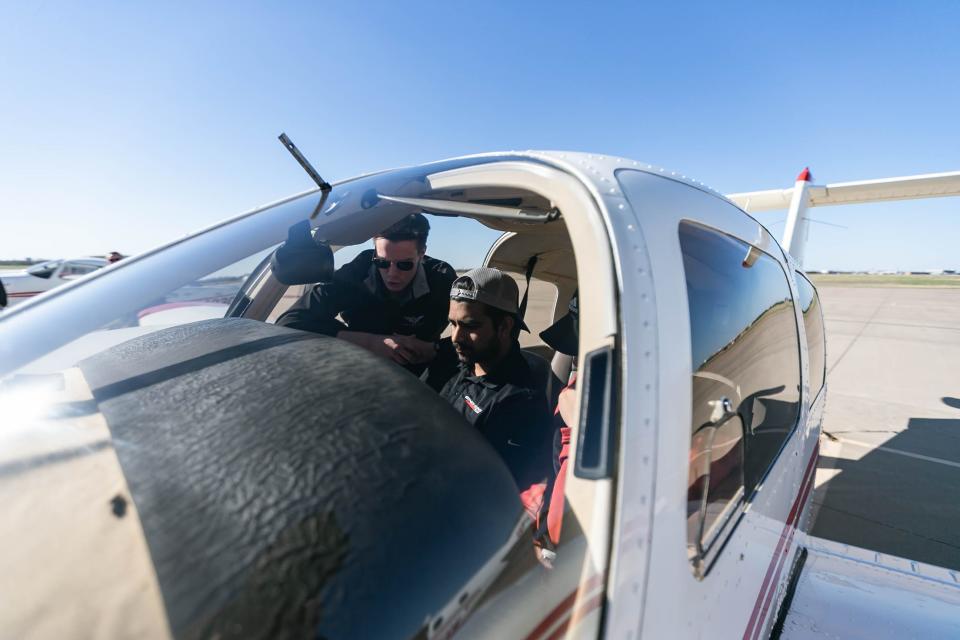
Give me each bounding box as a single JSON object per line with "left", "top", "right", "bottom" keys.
{"left": 277, "top": 249, "right": 455, "bottom": 341}
{"left": 439, "top": 343, "right": 553, "bottom": 488}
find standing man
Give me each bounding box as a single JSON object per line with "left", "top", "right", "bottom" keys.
{"left": 276, "top": 214, "right": 455, "bottom": 368}
{"left": 440, "top": 268, "right": 553, "bottom": 492}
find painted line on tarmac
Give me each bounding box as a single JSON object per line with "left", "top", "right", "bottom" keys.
{"left": 830, "top": 435, "right": 960, "bottom": 470}
{"left": 828, "top": 318, "right": 960, "bottom": 333}
{"left": 826, "top": 292, "right": 891, "bottom": 376}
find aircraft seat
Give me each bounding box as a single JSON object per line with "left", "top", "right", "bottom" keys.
{"left": 521, "top": 348, "right": 564, "bottom": 416}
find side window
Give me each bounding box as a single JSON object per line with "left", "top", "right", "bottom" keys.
{"left": 679, "top": 221, "right": 801, "bottom": 568}
{"left": 795, "top": 273, "right": 825, "bottom": 400}
{"left": 60, "top": 263, "right": 99, "bottom": 279}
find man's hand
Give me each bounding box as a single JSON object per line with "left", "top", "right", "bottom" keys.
{"left": 337, "top": 331, "right": 409, "bottom": 365}
{"left": 338, "top": 331, "right": 437, "bottom": 365}
{"left": 389, "top": 334, "right": 438, "bottom": 364}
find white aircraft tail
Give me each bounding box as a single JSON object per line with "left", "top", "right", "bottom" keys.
{"left": 727, "top": 169, "right": 960, "bottom": 266}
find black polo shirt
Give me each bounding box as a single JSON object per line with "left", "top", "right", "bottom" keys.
{"left": 439, "top": 343, "right": 552, "bottom": 488}
{"left": 276, "top": 249, "right": 455, "bottom": 341}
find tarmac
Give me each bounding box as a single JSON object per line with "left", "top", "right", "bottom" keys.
{"left": 810, "top": 285, "right": 960, "bottom": 570}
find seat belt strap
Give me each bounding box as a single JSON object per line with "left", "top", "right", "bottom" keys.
{"left": 518, "top": 255, "right": 538, "bottom": 321}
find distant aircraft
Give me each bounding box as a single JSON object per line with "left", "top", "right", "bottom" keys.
{"left": 729, "top": 168, "right": 960, "bottom": 267}
{"left": 1, "top": 151, "right": 959, "bottom": 638}
{"left": 0, "top": 257, "right": 109, "bottom": 307}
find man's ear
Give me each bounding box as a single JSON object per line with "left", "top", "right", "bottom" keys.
{"left": 500, "top": 315, "right": 516, "bottom": 341}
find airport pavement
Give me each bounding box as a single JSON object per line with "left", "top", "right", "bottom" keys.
{"left": 810, "top": 285, "right": 960, "bottom": 570}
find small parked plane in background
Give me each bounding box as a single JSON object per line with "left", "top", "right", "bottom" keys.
{"left": 1, "top": 148, "right": 960, "bottom": 639}
{"left": 0, "top": 257, "right": 109, "bottom": 308}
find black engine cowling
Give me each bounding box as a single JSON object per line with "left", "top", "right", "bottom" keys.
{"left": 80, "top": 318, "right": 523, "bottom": 639}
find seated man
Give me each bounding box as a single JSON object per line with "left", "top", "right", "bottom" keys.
{"left": 276, "top": 214, "right": 455, "bottom": 369}
{"left": 440, "top": 268, "right": 553, "bottom": 494}
{"left": 533, "top": 292, "right": 579, "bottom": 560}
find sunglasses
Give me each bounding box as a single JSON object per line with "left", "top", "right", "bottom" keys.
{"left": 372, "top": 257, "right": 417, "bottom": 271}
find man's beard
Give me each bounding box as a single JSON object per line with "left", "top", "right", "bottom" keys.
{"left": 455, "top": 340, "right": 501, "bottom": 369}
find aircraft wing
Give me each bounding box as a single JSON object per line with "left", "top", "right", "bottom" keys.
{"left": 778, "top": 536, "right": 960, "bottom": 638}
{"left": 727, "top": 170, "right": 960, "bottom": 212}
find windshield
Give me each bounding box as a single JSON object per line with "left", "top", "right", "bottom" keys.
{"left": 0, "top": 154, "right": 603, "bottom": 639}
{"left": 0, "top": 155, "right": 531, "bottom": 377}
{"left": 26, "top": 260, "right": 62, "bottom": 277}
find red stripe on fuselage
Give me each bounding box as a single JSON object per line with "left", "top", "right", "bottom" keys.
{"left": 543, "top": 592, "right": 605, "bottom": 640}
{"left": 749, "top": 450, "right": 817, "bottom": 639}
{"left": 524, "top": 574, "right": 603, "bottom": 640}
{"left": 742, "top": 442, "right": 819, "bottom": 640}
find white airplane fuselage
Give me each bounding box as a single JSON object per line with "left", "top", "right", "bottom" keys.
{"left": 1, "top": 152, "right": 959, "bottom": 639}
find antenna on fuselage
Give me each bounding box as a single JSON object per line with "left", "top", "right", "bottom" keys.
{"left": 278, "top": 133, "right": 331, "bottom": 191}
{"left": 278, "top": 133, "right": 332, "bottom": 219}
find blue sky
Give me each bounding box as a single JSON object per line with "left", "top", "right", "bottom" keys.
{"left": 1, "top": 1, "right": 958, "bottom": 271}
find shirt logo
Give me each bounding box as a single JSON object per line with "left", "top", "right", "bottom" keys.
{"left": 464, "top": 395, "right": 484, "bottom": 414}
{"left": 403, "top": 315, "right": 425, "bottom": 326}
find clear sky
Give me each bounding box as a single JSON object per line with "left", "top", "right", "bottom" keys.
{"left": 1, "top": 1, "right": 958, "bottom": 271}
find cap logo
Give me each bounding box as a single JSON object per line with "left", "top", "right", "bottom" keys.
{"left": 451, "top": 286, "right": 478, "bottom": 301}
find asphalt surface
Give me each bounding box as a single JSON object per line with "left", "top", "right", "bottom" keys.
{"left": 810, "top": 285, "right": 960, "bottom": 570}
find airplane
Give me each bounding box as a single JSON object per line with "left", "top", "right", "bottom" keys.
{"left": 1, "top": 149, "right": 960, "bottom": 639}
{"left": 728, "top": 167, "right": 960, "bottom": 268}
{"left": 0, "top": 256, "right": 109, "bottom": 308}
